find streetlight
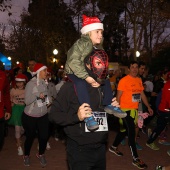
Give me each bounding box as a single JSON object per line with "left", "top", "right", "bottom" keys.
{"left": 136, "top": 51, "right": 140, "bottom": 58}
{"left": 53, "top": 58, "right": 58, "bottom": 63}
{"left": 53, "top": 58, "right": 56, "bottom": 63}
{"left": 8, "top": 57, "right": 11, "bottom": 60}
{"left": 53, "top": 49, "right": 58, "bottom": 55}
{"left": 53, "top": 49, "right": 58, "bottom": 64}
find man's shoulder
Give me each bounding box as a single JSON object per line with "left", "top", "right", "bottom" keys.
{"left": 60, "top": 81, "right": 74, "bottom": 91}
{"left": 58, "top": 81, "right": 76, "bottom": 98}
{"left": 119, "top": 75, "right": 129, "bottom": 82}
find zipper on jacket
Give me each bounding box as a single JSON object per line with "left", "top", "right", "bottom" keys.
{"left": 98, "top": 87, "right": 103, "bottom": 109}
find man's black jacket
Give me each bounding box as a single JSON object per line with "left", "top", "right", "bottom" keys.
{"left": 49, "top": 82, "right": 108, "bottom": 145}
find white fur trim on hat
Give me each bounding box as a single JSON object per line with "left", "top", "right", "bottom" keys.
{"left": 15, "top": 78, "right": 26, "bottom": 81}
{"left": 33, "top": 66, "right": 47, "bottom": 75}
{"left": 81, "top": 23, "right": 103, "bottom": 34}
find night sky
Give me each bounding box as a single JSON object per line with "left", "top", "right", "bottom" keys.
{"left": 0, "top": 0, "right": 28, "bottom": 24}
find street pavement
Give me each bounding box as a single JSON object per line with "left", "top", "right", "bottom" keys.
{"left": 0, "top": 123, "right": 170, "bottom": 170}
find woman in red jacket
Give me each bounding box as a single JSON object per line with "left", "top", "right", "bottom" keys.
{"left": 146, "top": 80, "right": 170, "bottom": 150}
{"left": 0, "top": 64, "right": 11, "bottom": 151}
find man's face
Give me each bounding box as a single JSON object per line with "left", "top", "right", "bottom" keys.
{"left": 129, "top": 63, "right": 138, "bottom": 77}
{"left": 115, "top": 69, "right": 121, "bottom": 76}
{"left": 138, "top": 65, "right": 146, "bottom": 76}
{"left": 28, "top": 61, "right": 36, "bottom": 72}
{"left": 108, "top": 70, "right": 114, "bottom": 77}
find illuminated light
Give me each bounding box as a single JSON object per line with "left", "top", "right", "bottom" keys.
{"left": 136, "top": 51, "right": 140, "bottom": 57}
{"left": 8, "top": 57, "right": 11, "bottom": 60}
{"left": 3, "top": 63, "right": 5, "bottom": 65}
{"left": 61, "top": 65, "right": 64, "bottom": 69}
{"left": 53, "top": 49, "right": 58, "bottom": 55}
{"left": 16, "top": 61, "right": 19, "bottom": 64}
{"left": 53, "top": 58, "right": 56, "bottom": 62}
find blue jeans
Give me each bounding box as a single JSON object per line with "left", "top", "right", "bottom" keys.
{"left": 66, "top": 138, "right": 106, "bottom": 170}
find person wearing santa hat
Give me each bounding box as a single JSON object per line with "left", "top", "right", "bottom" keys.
{"left": 22, "top": 63, "right": 51, "bottom": 167}
{"left": 64, "top": 15, "right": 126, "bottom": 131}
{"left": 8, "top": 73, "right": 27, "bottom": 156}
{"left": 49, "top": 50, "right": 121, "bottom": 170}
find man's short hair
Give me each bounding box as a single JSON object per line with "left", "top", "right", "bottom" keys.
{"left": 28, "top": 58, "right": 36, "bottom": 63}
{"left": 128, "top": 61, "right": 138, "bottom": 69}
{"left": 138, "top": 61, "right": 146, "bottom": 68}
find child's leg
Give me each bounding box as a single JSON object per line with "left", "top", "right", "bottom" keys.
{"left": 103, "top": 79, "right": 127, "bottom": 118}
{"left": 15, "top": 125, "right": 22, "bottom": 146}
{"left": 67, "top": 74, "right": 90, "bottom": 105}
{"left": 102, "top": 79, "right": 113, "bottom": 105}
{"left": 67, "top": 74, "right": 98, "bottom": 131}
{"left": 21, "top": 126, "right": 25, "bottom": 136}
{"left": 15, "top": 125, "right": 24, "bottom": 155}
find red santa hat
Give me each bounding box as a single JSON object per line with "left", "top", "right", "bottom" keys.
{"left": 33, "top": 63, "right": 47, "bottom": 75}
{"left": 33, "top": 63, "right": 47, "bottom": 85}
{"left": 47, "top": 68, "right": 53, "bottom": 74}
{"left": 81, "top": 15, "right": 103, "bottom": 34}
{"left": 15, "top": 74, "right": 27, "bottom": 82}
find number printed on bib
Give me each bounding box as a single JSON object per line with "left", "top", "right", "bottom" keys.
{"left": 132, "top": 93, "right": 141, "bottom": 102}
{"left": 85, "top": 111, "right": 108, "bottom": 132}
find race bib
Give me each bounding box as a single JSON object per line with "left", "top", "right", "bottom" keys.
{"left": 85, "top": 111, "right": 108, "bottom": 132}
{"left": 132, "top": 93, "right": 141, "bottom": 102}
{"left": 36, "top": 95, "right": 49, "bottom": 107}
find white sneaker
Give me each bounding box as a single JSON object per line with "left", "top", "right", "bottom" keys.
{"left": 18, "top": 146, "right": 23, "bottom": 156}
{"left": 46, "top": 142, "right": 51, "bottom": 150}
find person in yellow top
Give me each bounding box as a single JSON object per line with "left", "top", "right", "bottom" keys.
{"left": 108, "top": 61, "right": 153, "bottom": 170}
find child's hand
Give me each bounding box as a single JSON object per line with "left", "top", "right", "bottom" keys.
{"left": 85, "top": 76, "right": 100, "bottom": 87}
{"left": 4, "top": 112, "right": 11, "bottom": 120}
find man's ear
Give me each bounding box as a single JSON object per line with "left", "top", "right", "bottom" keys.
{"left": 86, "top": 63, "right": 91, "bottom": 70}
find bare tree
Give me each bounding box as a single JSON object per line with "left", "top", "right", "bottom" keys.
{"left": 125, "top": 0, "right": 170, "bottom": 61}
{"left": 0, "top": 0, "right": 12, "bottom": 16}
